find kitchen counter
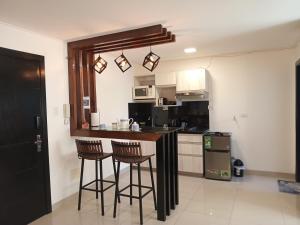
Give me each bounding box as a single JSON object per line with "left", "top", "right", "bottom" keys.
{"left": 71, "top": 126, "right": 179, "bottom": 221}
{"left": 72, "top": 126, "right": 180, "bottom": 141}
{"left": 177, "top": 127, "right": 208, "bottom": 134}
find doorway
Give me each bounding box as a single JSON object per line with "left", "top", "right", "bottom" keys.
{"left": 0, "top": 47, "right": 51, "bottom": 224}
{"left": 296, "top": 60, "right": 300, "bottom": 182}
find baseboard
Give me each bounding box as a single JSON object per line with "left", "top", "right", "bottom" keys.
{"left": 134, "top": 166, "right": 295, "bottom": 180}
{"left": 245, "top": 170, "right": 295, "bottom": 179}
{"left": 133, "top": 165, "right": 203, "bottom": 178}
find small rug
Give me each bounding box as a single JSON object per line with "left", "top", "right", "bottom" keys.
{"left": 278, "top": 180, "right": 300, "bottom": 194}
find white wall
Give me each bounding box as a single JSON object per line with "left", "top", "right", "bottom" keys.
{"left": 0, "top": 22, "right": 80, "bottom": 204}
{"left": 135, "top": 49, "right": 296, "bottom": 174}
{"left": 95, "top": 53, "right": 134, "bottom": 176}
{"left": 297, "top": 42, "right": 300, "bottom": 59}
{"left": 0, "top": 22, "right": 136, "bottom": 206}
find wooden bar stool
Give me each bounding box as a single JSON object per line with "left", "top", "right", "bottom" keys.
{"left": 111, "top": 141, "right": 157, "bottom": 225}
{"left": 75, "top": 139, "right": 120, "bottom": 215}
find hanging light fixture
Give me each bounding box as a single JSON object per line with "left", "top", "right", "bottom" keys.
{"left": 143, "top": 46, "right": 160, "bottom": 72}
{"left": 93, "top": 54, "right": 107, "bottom": 74}
{"left": 114, "top": 51, "right": 131, "bottom": 72}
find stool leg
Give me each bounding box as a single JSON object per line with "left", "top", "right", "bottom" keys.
{"left": 95, "top": 160, "right": 98, "bottom": 199}
{"left": 130, "top": 163, "right": 133, "bottom": 205}
{"left": 113, "top": 160, "right": 120, "bottom": 218}
{"left": 137, "top": 163, "right": 143, "bottom": 225}
{"left": 78, "top": 158, "right": 85, "bottom": 210}
{"left": 149, "top": 158, "right": 157, "bottom": 210}
{"left": 99, "top": 160, "right": 104, "bottom": 216}
{"left": 112, "top": 157, "right": 121, "bottom": 203}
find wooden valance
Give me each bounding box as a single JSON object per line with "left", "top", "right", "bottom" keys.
{"left": 67, "top": 24, "right": 175, "bottom": 135}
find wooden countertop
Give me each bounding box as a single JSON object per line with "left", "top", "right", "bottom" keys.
{"left": 71, "top": 127, "right": 179, "bottom": 141}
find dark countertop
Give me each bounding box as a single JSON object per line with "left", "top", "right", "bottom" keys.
{"left": 71, "top": 126, "right": 180, "bottom": 141}
{"left": 90, "top": 126, "right": 180, "bottom": 133}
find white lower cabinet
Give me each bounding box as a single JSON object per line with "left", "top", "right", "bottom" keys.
{"left": 178, "top": 134, "right": 203, "bottom": 175}
{"left": 139, "top": 134, "right": 204, "bottom": 175}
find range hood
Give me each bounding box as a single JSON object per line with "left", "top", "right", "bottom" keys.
{"left": 176, "top": 90, "right": 207, "bottom": 96}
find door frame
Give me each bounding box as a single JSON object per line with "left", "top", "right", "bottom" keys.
{"left": 0, "top": 47, "right": 52, "bottom": 213}
{"left": 296, "top": 58, "right": 300, "bottom": 182}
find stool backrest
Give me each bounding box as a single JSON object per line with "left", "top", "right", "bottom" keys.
{"left": 111, "top": 141, "right": 142, "bottom": 157}
{"left": 75, "top": 139, "right": 103, "bottom": 155}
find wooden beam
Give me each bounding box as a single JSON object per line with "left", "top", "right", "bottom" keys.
{"left": 67, "top": 47, "right": 77, "bottom": 133}
{"left": 82, "top": 28, "right": 168, "bottom": 51}
{"left": 87, "top": 31, "right": 172, "bottom": 53}
{"left": 68, "top": 24, "right": 163, "bottom": 48}
{"left": 87, "top": 52, "right": 97, "bottom": 113}
{"left": 92, "top": 34, "right": 175, "bottom": 54}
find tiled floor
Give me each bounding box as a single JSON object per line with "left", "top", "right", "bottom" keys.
{"left": 30, "top": 171, "right": 300, "bottom": 225}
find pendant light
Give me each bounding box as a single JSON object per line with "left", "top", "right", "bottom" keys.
{"left": 114, "top": 51, "right": 131, "bottom": 72}
{"left": 93, "top": 54, "right": 107, "bottom": 74}
{"left": 143, "top": 46, "right": 160, "bottom": 72}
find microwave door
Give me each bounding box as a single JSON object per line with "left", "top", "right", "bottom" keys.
{"left": 135, "top": 88, "right": 148, "bottom": 98}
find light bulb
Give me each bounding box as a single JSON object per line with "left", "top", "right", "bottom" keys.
{"left": 121, "top": 61, "right": 126, "bottom": 67}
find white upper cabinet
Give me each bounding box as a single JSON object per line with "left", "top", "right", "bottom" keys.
{"left": 176, "top": 68, "right": 208, "bottom": 93}
{"left": 155, "top": 72, "right": 176, "bottom": 87}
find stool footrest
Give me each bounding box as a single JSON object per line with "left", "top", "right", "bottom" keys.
{"left": 82, "top": 179, "right": 116, "bottom": 193}
{"left": 117, "top": 184, "right": 154, "bottom": 200}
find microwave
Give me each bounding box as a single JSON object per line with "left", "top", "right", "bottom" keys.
{"left": 133, "top": 85, "right": 156, "bottom": 100}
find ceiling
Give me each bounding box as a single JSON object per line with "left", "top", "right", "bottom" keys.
{"left": 1, "top": 0, "right": 300, "bottom": 61}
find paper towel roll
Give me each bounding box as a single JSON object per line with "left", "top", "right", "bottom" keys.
{"left": 91, "top": 112, "right": 100, "bottom": 127}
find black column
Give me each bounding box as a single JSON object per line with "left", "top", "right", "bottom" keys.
{"left": 156, "top": 135, "right": 166, "bottom": 221}
{"left": 165, "top": 133, "right": 171, "bottom": 216}
{"left": 169, "top": 132, "right": 176, "bottom": 210}
{"left": 174, "top": 131, "right": 179, "bottom": 205}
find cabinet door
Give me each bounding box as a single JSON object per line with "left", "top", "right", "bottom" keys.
{"left": 176, "top": 69, "right": 206, "bottom": 92}
{"left": 178, "top": 142, "right": 203, "bottom": 156}
{"left": 178, "top": 155, "right": 184, "bottom": 172}
{"left": 178, "top": 134, "right": 202, "bottom": 143}
{"left": 192, "top": 156, "right": 203, "bottom": 174}
{"left": 155, "top": 72, "right": 176, "bottom": 86}
{"left": 181, "top": 155, "right": 203, "bottom": 174}
{"left": 182, "top": 155, "right": 193, "bottom": 172}
{"left": 176, "top": 71, "right": 190, "bottom": 92}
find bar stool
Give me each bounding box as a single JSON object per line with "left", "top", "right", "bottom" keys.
{"left": 75, "top": 139, "right": 120, "bottom": 215}
{"left": 111, "top": 141, "right": 157, "bottom": 225}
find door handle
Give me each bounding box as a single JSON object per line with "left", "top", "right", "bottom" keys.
{"left": 35, "top": 115, "right": 41, "bottom": 130}
{"left": 34, "top": 135, "right": 42, "bottom": 152}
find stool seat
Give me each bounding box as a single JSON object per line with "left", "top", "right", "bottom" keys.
{"left": 78, "top": 152, "right": 112, "bottom": 160}
{"left": 114, "top": 154, "right": 154, "bottom": 164}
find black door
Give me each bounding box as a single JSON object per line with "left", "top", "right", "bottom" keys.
{"left": 296, "top": 60, "right": 300, "bottom": 182}
{"left": 0, "top": 47, "right": 51, "bottom": 225}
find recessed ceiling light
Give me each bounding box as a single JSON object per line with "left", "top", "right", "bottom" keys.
{"left": 184, "top": 47, "right": 197, "bottom": 54}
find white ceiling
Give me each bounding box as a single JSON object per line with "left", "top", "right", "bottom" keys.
{"left": 1, "top": 0, "right": 300, "bottom": 61}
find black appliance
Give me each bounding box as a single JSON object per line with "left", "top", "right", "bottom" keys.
{"left": 203, "top": 132, "right": 231, "bottom": 181}
{"left": 128, "top": 102, "right": 154, "bottom": 127}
